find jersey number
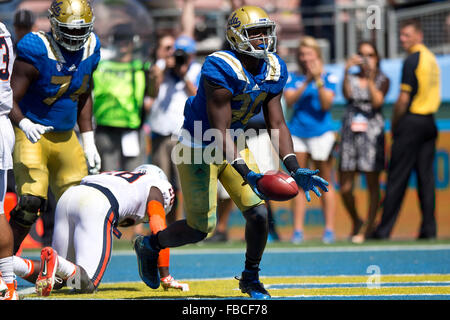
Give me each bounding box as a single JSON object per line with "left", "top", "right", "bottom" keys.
{"left": 43, "top": 74, "right": 90, "bottom": 105}
{"left": 104, "top": 171, "right": 146, "bottom": 183}
{"left": 231, "top": 92, "right": 267, "bottom": 125}
{"left": 0, "top": 37, "right": 10, "bottom": 81}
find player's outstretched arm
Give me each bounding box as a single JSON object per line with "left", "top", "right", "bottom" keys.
{"left": 10, "top": 59, "right": 53, "bottom": 143}
{"left": 263, "top": 92, "right": 329, "bottom": 202}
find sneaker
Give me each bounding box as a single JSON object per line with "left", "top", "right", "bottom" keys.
{"left": 268, "top": 229, "right": 280, "bottom": 242}
{"left": 322, "top": 229, "right": 335, "bottom": 244}
{"left": 0, "top": 281, "right": 18, "bottom": 300}
{"left": 291, "top": 230, "right": 304, "bottom": 244}
{"left": 235, "top": 269, "right": 270, "bottom": 299}
{"left": 161, "top": 275, "right": 189, "bottom": 291}
{"left": 204, "top": 231, "right": 227, "bottom": 243}
{"left": 133, "top": 235, "right": 160, "bottom": 289}
{"left": 36, "top": 247, "right": 59, "bottom": 297}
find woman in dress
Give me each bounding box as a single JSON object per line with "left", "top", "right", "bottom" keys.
{"left": 339, "top": 41, "right": 390, "bottom": 243}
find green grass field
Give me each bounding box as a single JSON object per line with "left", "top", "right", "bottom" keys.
{"left": 18, "top": 239, "right": 450, "bottom": 300}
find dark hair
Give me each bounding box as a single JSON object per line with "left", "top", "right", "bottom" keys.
{"left": 400, "top": 19, "right": 422, "bottom": 32}
{"left": 13, "top": 9, "right": 35, "bottom": 29}
{"left": 357, "top": 40, "right": 381, "bottom": 70}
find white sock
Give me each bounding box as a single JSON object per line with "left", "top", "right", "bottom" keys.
{"left": 56, "top": 256, "right": 76, "bottom": 280}
{"left": 12, "top": 256, "right": 35, "bottom": 279}
{"left": 0, "top": 256, "right": 15, "bottom": 284}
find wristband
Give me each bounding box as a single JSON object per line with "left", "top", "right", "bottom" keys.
{"left": 80, "top": 130, "right": 96, "bottom": 148}
{"left": 231, "top": 158, "right": 251, "bottom": 178}
{"left": 283, "top": 154, "right": 300, "bottom": 174}
{"left": 147, "top": 200, "right": 166, "bottom": 234}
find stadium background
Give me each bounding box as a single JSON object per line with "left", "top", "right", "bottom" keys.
{"left": 0, "top": 0, "right": 449, "bottom": 247}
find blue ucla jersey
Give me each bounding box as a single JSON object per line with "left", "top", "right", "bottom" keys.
{"left": 17, "top": 31, "right": 101, "bottom": 131}
{"left": 182, "top": 50, "right": 287, "bottom": 143}
{"left": 285, "top": 71, "right": 337, "bottom": 138}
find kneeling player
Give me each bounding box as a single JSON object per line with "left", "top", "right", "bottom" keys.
{"left": 13, "top": 164, "right": 188, "bottom": 296}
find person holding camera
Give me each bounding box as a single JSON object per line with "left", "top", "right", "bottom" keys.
{"left": 339, "top": 41, "right": 390, "bottom": 243}
{"left": 148, "top": 14, "right": 202, "bottom": 223}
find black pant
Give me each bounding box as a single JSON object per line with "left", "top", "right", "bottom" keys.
{"left": 374, "top": 113, "right": 438, "bottom": 239}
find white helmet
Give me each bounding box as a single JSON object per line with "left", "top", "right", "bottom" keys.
{"left": 133, "top": 164, "right": 168, "bottom": 181}
{"left": 133, "top": 164, "right": 174, "bottom": 213}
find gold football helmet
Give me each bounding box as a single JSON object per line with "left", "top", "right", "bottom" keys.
{"left": 226, "top": 6, "right": 277, "bottom": 59}
{"left": 48, "top": 0, "right": 94, "bottom": 51}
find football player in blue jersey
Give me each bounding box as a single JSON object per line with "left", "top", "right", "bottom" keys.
{"left": 8, "top": 0, "right": 101, "bottom": 254}
{"left": 134, "top": 5, "right": 329, "bottom": 299}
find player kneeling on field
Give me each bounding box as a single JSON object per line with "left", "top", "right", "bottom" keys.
{"left": 12, "top": 164, "right": 188, "bottom": 296}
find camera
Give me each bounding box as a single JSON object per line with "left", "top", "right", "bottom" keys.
{"left": 174, "top": 48, "right": 188, "bottom": 66}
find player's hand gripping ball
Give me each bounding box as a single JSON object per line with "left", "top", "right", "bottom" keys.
{"left": 256, "top": 170, "right": 299, "bottom": 201}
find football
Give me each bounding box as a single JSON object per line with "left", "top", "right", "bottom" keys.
{"left": 257, "top": 170, "right": 299, "bottom": 201}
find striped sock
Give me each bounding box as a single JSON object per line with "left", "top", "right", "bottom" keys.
{"left": 0, "top": 256, "right": 15, "bottom": 283}
{"left": 55, "top": 256, "right": 76, "bottom": 280}
{"left": 12, "top": 256, "right": 35, "bottom": 279}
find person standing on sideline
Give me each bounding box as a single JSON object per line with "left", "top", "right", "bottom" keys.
{"left": 92, "top": 23, "right": 150, "bottom": 172}
{"left": 339, "top": 41, "right": 390, "bottom": 243}
{"left": 13, "top": 9, "right": 35, "bottom": 49}
{"left": 284, "top": 36, "right": 337, "bottom": 244}
{"left": 0, "top": 21, "right": 18, "bottom": 301}
{"left": 371, "top": 19, "right": 441, "bottom": 240}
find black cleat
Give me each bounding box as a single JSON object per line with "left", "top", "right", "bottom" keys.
{"left": 235, "top": 270, "right": 271, "bottom": 299}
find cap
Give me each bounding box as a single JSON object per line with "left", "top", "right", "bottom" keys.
{"left": 111, "top": 23, "right": 135, "bottom": 42}
{"left": 13, "top": 9, "right": 35, "bottom": 28}
{"left": 174, "top": 35, "right": 196, "bottom": 54}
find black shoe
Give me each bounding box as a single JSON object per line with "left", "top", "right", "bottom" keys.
{"left": 204, "top": 231, "right": 228, "bottom": 243}
{"left": 417, "top": 233, "right": 436, "bottom": 240}
{"left": 235, "top": 270, "right": 270, "bottom": 299}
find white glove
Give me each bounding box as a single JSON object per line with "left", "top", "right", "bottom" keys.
{"left": 81, "top": 131, "right": 101, "bottom": 175}
{"left": 18, "top": 118, "right": 54, "bottom": 143}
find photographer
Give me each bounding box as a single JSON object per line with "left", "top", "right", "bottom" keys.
{"left": 339, "top": 41, "right": 390, "bottom": 243}
{"left": 148, "top": 34, "right": 201, "bottom": 224}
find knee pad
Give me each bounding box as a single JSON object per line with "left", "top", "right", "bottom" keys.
{"left": 243, "top": 204, "right": 268, "bottom": 225}
{"left": 10, "top": 195, "right": 46, "bottom": 228}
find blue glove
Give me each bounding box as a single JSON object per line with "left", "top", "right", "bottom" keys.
{"left": 292, "top": 168, "right": 329, "bottom": 202}
{"left": 245, "top": 171, "right": 268, "bottom": 200}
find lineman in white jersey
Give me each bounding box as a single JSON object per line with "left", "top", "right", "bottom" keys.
{"left": 12, "top": 164, "right": 189, "bottom": 296}
{"left": 0, "top": 22, "right": 18, "bottom": 300}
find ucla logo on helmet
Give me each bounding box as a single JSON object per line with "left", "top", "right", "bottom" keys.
{"left": 52, "top": 1, "right": 63, "bottom": 16}
{"left": 228, "top": 13, "right": 241, "bottom": 28}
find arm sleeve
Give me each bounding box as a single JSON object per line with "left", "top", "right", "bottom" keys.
{"left": 400, "top": 52, "right": 419, "bottom": 93}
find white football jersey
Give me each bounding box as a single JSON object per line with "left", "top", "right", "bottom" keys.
{"left": 0, "top": 22, "right": 14, "bottom": 116}
{"left": 80, "top": 171, "right": 175, "bottom": 226}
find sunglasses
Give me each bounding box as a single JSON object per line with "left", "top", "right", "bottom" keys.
{"left": 358, "top": 52, "right": 376, "bottom": 58}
